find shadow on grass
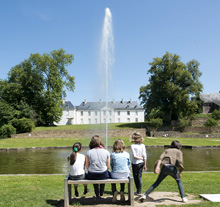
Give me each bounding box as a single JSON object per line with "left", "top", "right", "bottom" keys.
{"left": 117, "top": 123, "right": 147, "bottom": 129}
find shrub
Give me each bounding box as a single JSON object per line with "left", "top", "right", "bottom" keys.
{"left": 211, "top": 110, "right": 220, "bottom": 120}
{"left": 16, "top": 118, "right": 35, "bottom": 133}
{"left": 0, "top": 124, "right": 16, "bottom": 138}
{"left": 204, "top": 117, "right": 218, "bottom": 133}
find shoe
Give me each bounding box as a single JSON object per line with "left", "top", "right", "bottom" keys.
{"left": 182, "top": 197, "right": 188, "bottom": 203}
{"left": 100, "top": 192, "right": 104, "bottom": 197}
{"left": 134, "top": 192, "right": 142, "bottom": 196}
{"left": 120, "top": 191, "right": 125, "bottom": 202}
{"left": 112, "top": 191, "right": 118, "bottom": 203}
{"left": 84, "top": 188, "right": 89, "bottom": 195}
{"left": 139, "top": 195, "right": 146, "bottom": 202}
{"left": 75, "top": 191, "right": 79, "bottom": 197}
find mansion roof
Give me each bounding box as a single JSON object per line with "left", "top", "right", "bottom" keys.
{"left": 200, "top": 93, "right": 220, "bottom": 106}
{"left": 76, "top": 100, "right": 143, "bottom": 110}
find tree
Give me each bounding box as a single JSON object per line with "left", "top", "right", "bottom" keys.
{"left": 146, "top": 118, "right": 163, "bottom": 137}
{"left": 204, "top": 117, "right": 218, "bottom": 133}
{"left": 139, "top": 52, "right": 203, "bottom": 123}
{"left": 3, "top": 49, "right": 75, "bottom": 125}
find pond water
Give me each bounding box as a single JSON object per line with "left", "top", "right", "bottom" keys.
{"left": 0, "top": 147, "right": 220, "bottom": 174}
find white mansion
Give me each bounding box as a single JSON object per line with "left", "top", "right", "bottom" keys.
{"left": 55, "top": 99, "right": 145, "bottom": 125}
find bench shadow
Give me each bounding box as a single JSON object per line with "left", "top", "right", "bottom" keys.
{"left": 70, "top": 196, "right": 130, "bottom": 206}
{"left": 46, "top": 199, "right": 64, "bottom": 207}
{"left": 46, "top": 196, "right": 130, "bottom": 207}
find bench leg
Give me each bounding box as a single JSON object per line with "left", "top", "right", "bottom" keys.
{"left": 68, "top": 184, "right": 72, "bottom": 202}
{"left": 128, "top": 177, "right": 134, "bottom": 205}
{"left": 64, "top": 178, "right": 69, "bottom": 207}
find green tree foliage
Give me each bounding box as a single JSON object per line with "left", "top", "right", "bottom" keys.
{"left": 0, "top": 100, "right": 15, "bottom": 126}
{"left": 1, "top": 49, "right": 75, "bottom": 126}
{"left": 146, "top": 118, "right": 163, "bottom": 137}
{"left": 139, "top": 52, "right": 203, "bottom": 123}
{"left": 204, "top": 117, "right": 218, "bottom": 133}
{"left": 211, "top": 110, "right": 220, "bottom": 120}
{"left": 0, "top": 124, "right": 16, "bottom": 138}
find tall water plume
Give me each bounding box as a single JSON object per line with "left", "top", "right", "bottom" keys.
{"left": 100, "top": 8, "right": 114, "bottom": 148}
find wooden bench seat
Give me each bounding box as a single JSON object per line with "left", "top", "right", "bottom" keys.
{"left": 64, "top": 175, "right": 134, "bottom": 207}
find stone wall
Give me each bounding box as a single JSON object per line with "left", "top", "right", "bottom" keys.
{"left": 11, "top": 129, "right": 147, "bottom": 139}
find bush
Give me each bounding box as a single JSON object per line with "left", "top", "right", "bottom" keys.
{"left": 204, "top": 117, "right": 218, "bottom": 128}
{"left": 0, "top": 124, "right": 16, "bottom": 138}
{"left": 178, "top": 118, "right": 191, "bottom": 131}
{"left": 211, "top": 110, "right": 220, "bottom": 120}
{"left": 16, "top": 118, "right": 35, "bottom": 133}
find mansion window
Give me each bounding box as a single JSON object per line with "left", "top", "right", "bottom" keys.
{"left": 127, "top": 118, "right": 130, "bottom": 123}
{"left": 127, "top": 111, "right": 130, "bottom": 115}
{"left": 117, "top": 111, "right": 120, "bottom": 116}
{"left": 81, "top": 111, "right": 83, "bottom": 116}
{"left": 88, "top": 111, "right": 91, "bottom": 116}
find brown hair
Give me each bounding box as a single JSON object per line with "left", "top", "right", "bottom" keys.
{"left": 89, "top": 135, "right": 105, "bottom": 149}
{"left": 69, "top": 142, "right": 82, "bottom": 165}
{"left": 113, "top": 139, "right": 125, "bottom": 153}
{"left": 170, "top": 140, "right": 182, "bottom": 149}
{"left": 130, "top": 132, "right": 144, "bottom": 144}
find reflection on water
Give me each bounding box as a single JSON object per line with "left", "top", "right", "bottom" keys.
{"left": 0, "top": 147, "right": 220, "bottom": 174}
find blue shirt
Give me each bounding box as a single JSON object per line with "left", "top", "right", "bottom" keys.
{"left": 110, "top": 151, "right": 130, "bottom": 173}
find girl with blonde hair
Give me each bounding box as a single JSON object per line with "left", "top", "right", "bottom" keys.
{"left": 110, "top": 139, "right": 131, "bottom": 202}
{"left": 130, "top": 132, "right": 147, "bottom": 195}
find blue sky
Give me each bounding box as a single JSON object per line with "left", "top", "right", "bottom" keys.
{"left": 1, "top": 0, "right": 220, "bottom": 106}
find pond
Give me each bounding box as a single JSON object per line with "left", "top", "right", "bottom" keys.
{"left": 0, "top": 147, "right": 220, "bottom": 174}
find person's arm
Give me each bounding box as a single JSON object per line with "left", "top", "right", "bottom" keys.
{"left": 155, "top": 159, "right": 162, "bottom": 174}
{"left": 143, "top": 145, "right": 147, "bottom": 171}
{"left": 177, "top": 150, "right": 184, "bottom": 177}
{"left": 131, "top": 145, "right": 145, "bottom": 160}
{"left": 143, "top": 158, "right": 147, "bottom": 171}
{"left": 85, "top": 156, "right": 90, "bottom": 170}
{"left": 107, "top": 157, "right": 110, "bottom": 169}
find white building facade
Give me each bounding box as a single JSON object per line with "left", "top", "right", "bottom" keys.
{"left": 55, "top": 99, "right": 145, "bottom": 125}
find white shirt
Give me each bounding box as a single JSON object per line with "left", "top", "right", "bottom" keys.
{"left": 69, "top": 153, "right": 85, "bottom": 176}
{"left": 131, "top": 143, "right": 147, "bottom": 164}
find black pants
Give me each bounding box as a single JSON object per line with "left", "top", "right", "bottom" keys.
{"left": 132, "top": 162, "right": 144, "bottom": 194}
{"left": 111, "top": 183, "right": 125, "bottom": 193}
{"left": 86, "top": 170, "right": 110, "bottom": 197}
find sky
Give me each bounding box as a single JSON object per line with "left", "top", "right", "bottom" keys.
{"left": 1, "top": 0, "right": 220, "bottom": 106}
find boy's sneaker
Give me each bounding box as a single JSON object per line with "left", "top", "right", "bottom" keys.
{"left": 120, "top": 191, "right": 125, "bottom": 202}
{"left": 139, "top": 195, "right": 146, "bottom": 202}
{"left": 112, "top": 191, "right": 118, "bottom": 203}
{"left": 182, "top": 197, "right": 188, "bottom": 203}
{"left": 134, "top": 192, "right": 141, "bottom": 196}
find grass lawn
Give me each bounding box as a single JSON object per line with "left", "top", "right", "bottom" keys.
{"left": 0, "top": 172, "right": 220, "bottom": 207}
{"left": 1, "top": 136, "right": 220, "bottom": 149}
{"left": 33, "top": 122, "right": 147, "bottom": 131}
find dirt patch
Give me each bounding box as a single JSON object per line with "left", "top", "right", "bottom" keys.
{"left": 68, "top": 192, "right": 201, "bottom": 206}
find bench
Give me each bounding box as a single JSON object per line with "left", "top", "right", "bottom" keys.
{"left": 64, "top": 175, "right": 134, "bottom": 207}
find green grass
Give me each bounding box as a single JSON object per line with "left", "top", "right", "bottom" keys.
{"left": 34, "top": 122, "right": 147, "bottom": 131}
{"left": 1, "top": 137, "right": 220, "bottom": 149}
{"left": 0, "top": 172, "right": 219, "bottom": 207}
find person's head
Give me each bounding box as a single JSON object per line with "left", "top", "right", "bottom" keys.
{"left": 170, "top": 140, "right": 182, "bottom": 149}
{"left": 113, "top": 139, "right": 125, "bottom": 153}
{"left": 89, "top": 135, "right": 105, "bottom": 149}
{"left": 69, "top": 142, "right": 82, "bottom": 165}
{"left": 130, "top": 132, "right": 144, "bottom": 144}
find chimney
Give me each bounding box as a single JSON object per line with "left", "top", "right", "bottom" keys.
{"left": 121, "top": 99, "right": 124, "bottom": 104}
{"left": 84, "top": 99, "right": 87, "bottom": 104}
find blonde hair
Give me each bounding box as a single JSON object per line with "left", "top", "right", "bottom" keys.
{"left": 130, "top": 132, "right": 144, "bottom": 144}
{"left": 113, "top": 139, "right": 125, "bottom": 153}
